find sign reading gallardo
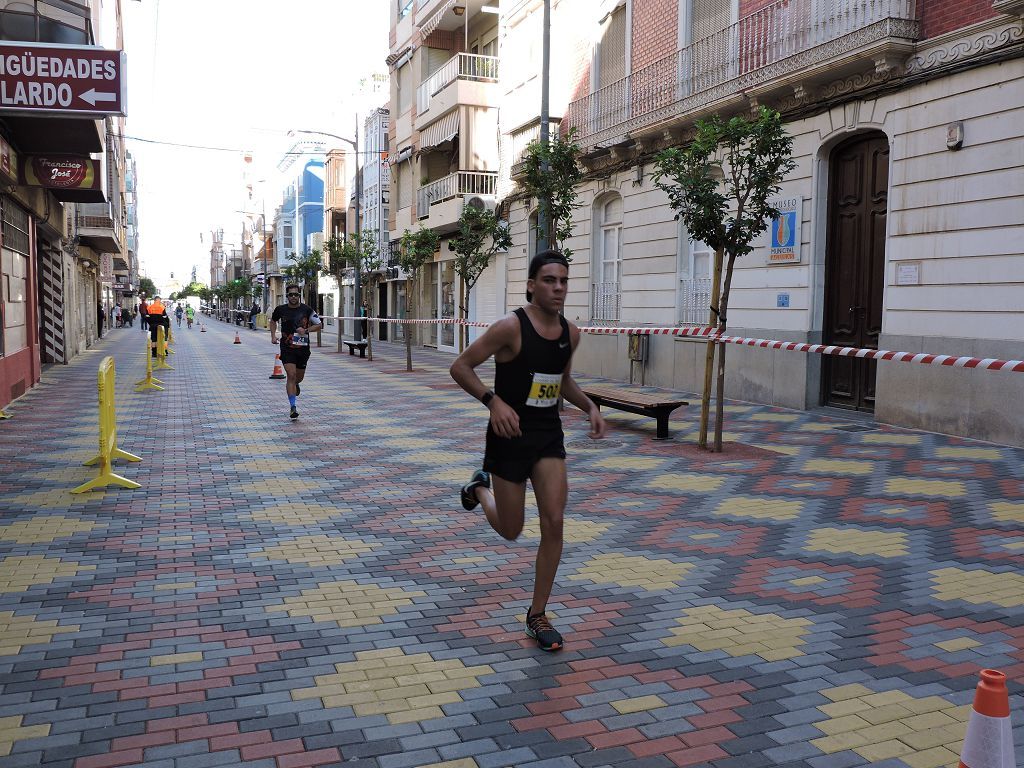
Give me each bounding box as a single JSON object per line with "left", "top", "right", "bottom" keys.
{"left": 0, "top": 42, "right": 126, "bottom": 117}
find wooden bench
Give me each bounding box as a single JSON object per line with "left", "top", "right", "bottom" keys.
{"left": 344, "top": 341, "right": 368, "bottom": 358}
{"left": 582, "top": 385, "right": 688, "bottom": 440}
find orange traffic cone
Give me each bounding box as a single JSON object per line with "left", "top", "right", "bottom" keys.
{"left": 269, "top": 354, "right": 286, "bottom": 379}
{"left": 958, "top": 669, "right": 1015, "bottom": 768}
{"left": 233, "top": 330, "right": 242, "bottom": 344}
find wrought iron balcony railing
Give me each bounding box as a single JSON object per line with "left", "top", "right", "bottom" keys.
{"left": 565, "top": 0, "right": 918, "bottom": 146}
{"left": 592, "top": 281, "right": 621, "bottom": 323}
{"left": 416, "top": 170, "right": 497, "bottom": 219}
{"left": 417, "top": 53, "right": 499, "bottom": 114}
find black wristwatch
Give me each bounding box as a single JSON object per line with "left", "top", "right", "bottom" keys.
{"left": 480, "top": 390, "right": 495, "bottom": 407}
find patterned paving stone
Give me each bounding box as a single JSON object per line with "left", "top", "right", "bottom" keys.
{"left": 0, "top": 322, "right": 1022, "bottom": 768}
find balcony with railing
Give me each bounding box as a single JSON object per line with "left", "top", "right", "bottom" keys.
{"left": 416, "top": 53, "right": 499, "bottom": 127}
{"left": 592, "top": 282, "right": 621, "bottom": 323}
{"left": 416, "top": 170, "right": 498, "bottom": 231}
{"left": 76, "top": 203, "right": 124, "bottom": 255}
{"left": 680, "top": 278, "right": 713, "bottom": 326}
{"left": 509, "top": 118, "right": 563, "bottom": 180}
{"left": 565, "top": 0, "right": 918, "bottom": 149}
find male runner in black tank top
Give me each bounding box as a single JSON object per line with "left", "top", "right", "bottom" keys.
{"left": 450, "top": 250, "right": 607, "bottom": 652}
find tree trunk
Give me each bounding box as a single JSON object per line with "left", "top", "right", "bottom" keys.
{"left": 698, "top": 247, "right": 725, "bottom": 449}
{"left": 712, "top": 254, "right": 738, "bottom": 452}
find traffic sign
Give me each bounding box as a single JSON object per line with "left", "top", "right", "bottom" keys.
{"left": 0, "top": 41, "right": 126, "bottom": 117}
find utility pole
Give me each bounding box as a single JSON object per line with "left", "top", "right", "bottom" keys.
{"left": 353, "top": 114, "right": 363, "bottom": 342}
{"left": 537, "top": 0, "right": 551, "bottom": 254}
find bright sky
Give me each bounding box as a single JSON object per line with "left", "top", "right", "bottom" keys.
{"left": 122, "top": 0, "right": 390, "bottom": 287}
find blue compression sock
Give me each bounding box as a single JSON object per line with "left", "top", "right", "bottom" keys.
{"left": 289, "top": 395, "right": 297, "bottom": 407}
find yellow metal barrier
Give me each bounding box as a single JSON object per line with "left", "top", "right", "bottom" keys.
{"left": 135, "top": 330, "right": 164, "bottom": 392}
{"left": 154, "top": 325, "right": 173, "bottom": 370}
{"left": 166, "top": 323, "right": 175, "bottom": 354}
{"left": 72, "top": 356, "right": 142, "bottom": 493}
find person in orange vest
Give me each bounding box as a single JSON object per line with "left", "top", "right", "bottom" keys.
{"left": 147, "top": 295, "right": 170, "bottom": 357}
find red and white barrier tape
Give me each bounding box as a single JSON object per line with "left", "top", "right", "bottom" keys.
{"left": 319, "top": 315, "right": 1024, "bottom": 373}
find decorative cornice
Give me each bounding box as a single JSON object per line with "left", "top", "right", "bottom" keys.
{"left": 993, "top": 0, "right": 1024, "bottom": 17}
{"left": 904, "top": 19, "right": 1024, "bottom": 74}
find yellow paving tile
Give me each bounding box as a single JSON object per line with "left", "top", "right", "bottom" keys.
{"left": 861, "top": 433, "right": 922, "bottom": 445}
{"left": 569, "top": 552, "right": 694, "bottom": 591}
{"left": 802, "top": 459, "right": 874, "bottom": 475}
{"left": 0, "top": 555, "right": 95, "bottom": 593}
{"left": 254, "top": 535, "right": 380, "bottom": 566}
{"left": 929, "top": 567, "right": 1024, "bottom": 608}
{"left": 647, "top": 473, "right": 724, "bottom": 493}
{"left": 249, "top": 503, "right": 352, "bottom": 525}
{"left": 664, "top": 604, "right": 810, "bottom": 659}
{"left": 150, "top": 652, "right": 203, "bottom": 666}
{"left": 804, "top": 527, "right": 909, "bottom": 558}
{"left": 934, "top": 446, "right": 1002, "bottom": 461}
{"left": 611, "top": 695, "right": 667, "bottom": 714}
{"left": 934, "top": 637, "right": 980, "bottom": 652}
{"left": 990, "top": 502, "right": 1024, "bottom": 525}
{"left": 521, "top": 517, "right": 610, "bottom": 543}
{"left": 714, "top": 496, "right": 803, "bottom": 521}
{"left": 0, "top": 612, "right": 80, "bottom": 656}
{"left": 749, "top": 412, "right": 799, "bottom": 422}
{"left": 292, "top": 649, "right": 492, "bottom": 723}
{"left": 0, "top": 515, "right": 100, "bottom": 543}
{"left": 267, "top": 580, "right": 426, "bottom": 627}
{"left": 0, "top": 716, "right": 50, "bottom": 757}
{"left": 884, "top": 477, "right": 966, "bottom": 498}
{"left": 593, "top": 456, "right": 668, "bottom": 471}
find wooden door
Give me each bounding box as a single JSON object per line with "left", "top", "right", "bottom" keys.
{"left": 823, "top": 133, "right": 888, "bottom": 411}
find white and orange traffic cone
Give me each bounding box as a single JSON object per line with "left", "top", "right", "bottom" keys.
{"left": 958, "top": 669, "right": 1015, "bottom": 768}
{"left": 233, "top": 330, "right": 242, "bottom": 344}
{"left": 200, "top": 323, "right": 206, "bottom": 332}
{"left": 269, "top": 354, "right": 286, "bottom": 380}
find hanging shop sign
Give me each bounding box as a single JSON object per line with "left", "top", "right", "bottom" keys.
{"left": 765, "top": 197, "right": 802, "bottom": 265}
{"left": 19, "top": 154, "right": 100, "bottom": 191}
{"left": 0, "top": 136, "right": 16, "bottom": 184}
{"left": 0, "top": 42, "right": 126, "bottom": 116}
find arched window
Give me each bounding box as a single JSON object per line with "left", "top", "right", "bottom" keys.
{"left": 593, "top": 194, "right": 622, "bottom": 321}
{"left": 678, "top": 221, "right": 713, "bottom": 325}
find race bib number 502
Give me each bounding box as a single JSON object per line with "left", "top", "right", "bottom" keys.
{"left": 526, "top": 372, "right": 561, "bottom": 407}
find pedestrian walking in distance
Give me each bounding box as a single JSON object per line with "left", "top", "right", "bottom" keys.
{"left": 450, "top": 249, "right": 608, "bottom": 652}
{"left": 269, "top": 284, "right": 322, "bottom": 420}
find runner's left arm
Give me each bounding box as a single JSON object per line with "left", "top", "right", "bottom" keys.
{"left": 307, "top": 311, "right": 323, "bottom": 334}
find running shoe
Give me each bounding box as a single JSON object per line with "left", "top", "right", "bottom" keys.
{"left": 289, "top": 406, "right": 299, "bottom": 420}
{"left": 460, "top": 469, "right": 490, "bottom": 511}
{"left": 526, "top": 610, "right": 563, "bottom": 652}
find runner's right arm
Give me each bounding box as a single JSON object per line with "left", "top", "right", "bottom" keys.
{"left": 450, "top": 316, "right": 522, "bottom": 438}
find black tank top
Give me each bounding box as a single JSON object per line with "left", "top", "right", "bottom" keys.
{"left": 494, "top": 308, "right": 571, "bottom": 427}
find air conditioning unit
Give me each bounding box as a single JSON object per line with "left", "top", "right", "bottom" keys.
{"left": 463, "top": 194, "right": 497, "bottom": 213}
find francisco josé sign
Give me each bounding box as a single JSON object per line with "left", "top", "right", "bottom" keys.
{"left": 0, "top": 42, "right": 126, "bottom": 117}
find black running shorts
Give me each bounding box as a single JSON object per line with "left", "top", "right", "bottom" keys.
{"left": 280, "top": 345, "right": 311, "bottom": 369}
{"left": 483, "top": 422, "right": 566, "bottom": 484}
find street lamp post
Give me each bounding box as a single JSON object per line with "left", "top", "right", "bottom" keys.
{"left": 290, "top": 120, "right": 361, "bottom": 342}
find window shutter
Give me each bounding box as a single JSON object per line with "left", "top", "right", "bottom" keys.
{"left": 598, "top": 5, "right": 626, "bottom": 89}
{"left": 691, "top": 0, "right": 731, "bottom": 42}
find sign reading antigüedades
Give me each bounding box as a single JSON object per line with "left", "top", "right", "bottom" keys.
{"left": 0, "top": 42, "right": 126, "bottom": 117}
{"left": 20, "top": 155, "right": 101, "bottom": 192}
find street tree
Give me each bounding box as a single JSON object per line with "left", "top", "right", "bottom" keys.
{"left": 449, "top": 203, "right": 512, "bottom": 348}
{"left": 283, "top": 250, "right": 322, "bottom": 307}
{"left": 138, "top": 277, "right": 158, "bottom": 298}
{"left": 522, "top": 126, "right": 583, "bottom": 258}
{"left": 398, "top": 226, "right": 440, "bottom": 371}
{"left": 324, "top": 231, "right": 382, "bottom": 348}
{"left": 653, "top": 106, "right": 796, "bottom": 451}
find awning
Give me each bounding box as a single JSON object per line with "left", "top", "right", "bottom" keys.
{"left": 420, "top": 110, "right": 460, "bottom": 152}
